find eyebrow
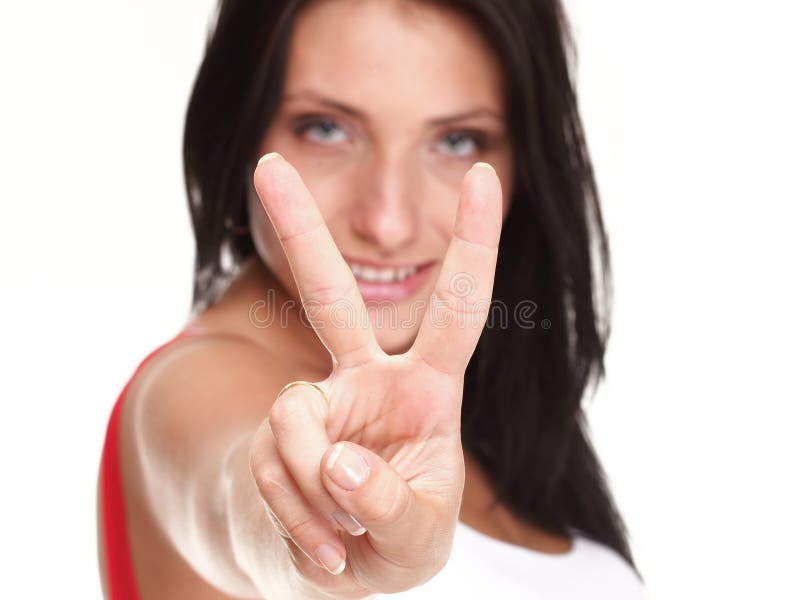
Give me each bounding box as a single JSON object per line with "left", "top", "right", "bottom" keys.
{"left": 282, "top": 90, "right": 504, "bottom": 126}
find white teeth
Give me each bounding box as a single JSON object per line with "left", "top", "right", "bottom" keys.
{"left": 348, "top": 262, "right": 420, "bottom": 283}
{"left": 376, "top": 268, "right": 395, "bottom": 283}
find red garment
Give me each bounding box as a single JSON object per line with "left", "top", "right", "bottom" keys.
{"left": 98, "top": 329, "right": 204, "bottom": 599}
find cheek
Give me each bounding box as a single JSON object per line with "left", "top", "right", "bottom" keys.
{"left": 248, "top": 188, "right": 296, "bottom": 294}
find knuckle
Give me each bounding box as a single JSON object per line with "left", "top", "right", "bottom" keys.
{"left": 431, "top": 286, "right": 488, "bottom": 321}
{"left": 267, "top": 394, "right": 304, "bottom": 439}
{"left": 283, "top": 511, "right": 320, "bottom": 547}
{"left": 360, "top": 476, "right": 412, "bottom": 525}
{"left": 250, "top": 460, "right": 287, "bottom": 498}
{"left": 305, "top": 279, "right": 356, "bottom": 307}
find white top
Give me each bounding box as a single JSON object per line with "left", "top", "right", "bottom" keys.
{"left": 374, "top": 520, "right": 644, "bottom": 599}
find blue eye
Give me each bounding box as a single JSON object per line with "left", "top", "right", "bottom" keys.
{"left": 295, "top": 118, "right": 347, "bottom": 144}
{"left": 436, "top": 131, "right": 487, "bottom": 158}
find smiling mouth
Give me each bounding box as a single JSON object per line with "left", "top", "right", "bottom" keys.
{"left": 348, "top": 262, "right": 418, "bottom": 283}
{"left": 343, "top": 256, "right": 434, "bottom": 282}
{"left": 343, "top": 256, "right": 436, "bottom": 301}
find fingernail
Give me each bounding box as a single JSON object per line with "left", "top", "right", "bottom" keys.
{"left": 332, "top": 510, "right": 367, "bottom": 536}
{"left": 257, "top": 151, "right": 283, "bottom": 167}
{"left": 326, "top": 443, "right": 369, "bottom": 490}
{"left": 471, "top": 161, "right": 495, "bottom": 173}
{"left": 315, "top": 543, "right": 346, "bottom": 575}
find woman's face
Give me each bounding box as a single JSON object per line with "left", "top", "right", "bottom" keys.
{"left": 249, "top": 0, "right": 513, "bottom": 355}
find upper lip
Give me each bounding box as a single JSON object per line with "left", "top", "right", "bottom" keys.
{"left": 342, "top": 255, "right": 435, "bottom": 269}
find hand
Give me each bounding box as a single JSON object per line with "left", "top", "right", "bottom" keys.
{"left": 248, "top": 153, "right": 503, "bottom": 596}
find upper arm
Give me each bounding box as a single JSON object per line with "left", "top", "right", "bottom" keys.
{"left": 128, "top": 334, "right": 278, "bottom": 479}
{"left": 119, "top": 334, "right": 288, "bottom": 593}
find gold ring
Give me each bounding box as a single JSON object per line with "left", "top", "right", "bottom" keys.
{"left": 275, "top": 380, "right": 329, "bottom": 406}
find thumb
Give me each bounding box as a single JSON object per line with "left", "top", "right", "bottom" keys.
{"left": 320, "top": 442, "right": 440, "bottom": 557}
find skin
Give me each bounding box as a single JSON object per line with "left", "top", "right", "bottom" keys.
{"left": 97, "top": 1, "right": 570, "bottom": 598}
{"left": 246, "top": 0, "right": 514, "bottom": 355}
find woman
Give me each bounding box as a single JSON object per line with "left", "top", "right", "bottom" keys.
{"left": 98, "top": 0, "right": 643, "bottom": 598}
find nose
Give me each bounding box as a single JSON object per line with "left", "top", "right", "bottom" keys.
{"left": 350, "top": 153, "right": 419, "bottom": 254}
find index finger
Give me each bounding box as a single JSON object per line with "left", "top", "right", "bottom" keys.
{"left": 253, "top": 153, "right": 380, "bottom": 368}
{"left": 411, "top": 162, "right": 502, "bottom": 375}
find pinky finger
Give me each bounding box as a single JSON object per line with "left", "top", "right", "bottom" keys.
{"left": 250, "top": 436, "right": 348, "bottom": 576}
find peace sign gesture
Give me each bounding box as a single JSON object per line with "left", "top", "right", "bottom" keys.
{"left": 248, "top": 153, "right": 502, "bottom": 596}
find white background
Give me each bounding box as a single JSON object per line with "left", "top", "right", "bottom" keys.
{"left": 2, "top": 1, "right": 798, "bottom": 598}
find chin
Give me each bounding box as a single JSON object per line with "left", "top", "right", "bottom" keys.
{"left": 365, "top": 298, "right": 426, "bottom": 355}
{"left": 374, "top": 328, "right": 417, "bottom": 356}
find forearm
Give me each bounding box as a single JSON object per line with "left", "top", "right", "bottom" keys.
{"left": 150, "top": 429, "right": 312, "bottom": 599}
{"left": 139, "top": 428, "right": 266, "bottom": 598}
{"left": 221, "top": 432, "right": 303, "bottom": 598}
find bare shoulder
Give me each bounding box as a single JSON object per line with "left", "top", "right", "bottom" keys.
{"left": 128, "top": 331, "right": 283, "bottom": 409}
{"left": 122, "top": 329, "right": 320, "bottom": 452}
{"left": 122, "top": 335, "right": 260, "bottom": 445}
{"left": 122, "top": 315, "right": 334, "bottom": 452}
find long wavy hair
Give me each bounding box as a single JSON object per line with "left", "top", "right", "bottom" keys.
{"left": 183, "top": 0, "right": 634, "bottom": 567}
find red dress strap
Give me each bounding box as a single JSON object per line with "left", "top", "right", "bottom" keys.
{"left": 98, "top": 327, "right": 206, "bottom": 599}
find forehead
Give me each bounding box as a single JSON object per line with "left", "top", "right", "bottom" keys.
{"left": 284, "top": 0, "right": 504, "bottom": 111}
